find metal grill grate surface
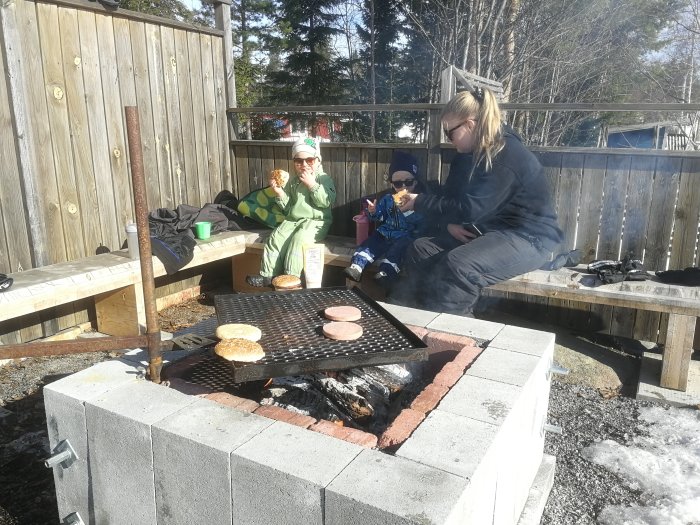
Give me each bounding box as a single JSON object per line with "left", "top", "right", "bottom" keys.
{"left": 214, "top": 287, "right": 428, "bottom": 382}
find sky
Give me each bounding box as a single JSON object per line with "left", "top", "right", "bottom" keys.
{"left": 583, "top": 405, "right": 700, "bottom": 525}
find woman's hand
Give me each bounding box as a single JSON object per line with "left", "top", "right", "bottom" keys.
{"left": 398, "top": 193, "right": 418, "bottom": 212}
{"left": 269, "top": 179, "right": 286, "bottom": 198}
{"left": 366, "top": 199, "right": 377, "bottom": 214}
{"left": 298, "top": 166, "right": 317, "bottom": 189}
{"left": 447, "top": 223, "right": 478, "bottom": 243}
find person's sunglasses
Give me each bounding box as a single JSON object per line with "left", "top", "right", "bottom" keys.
{"left": 293, "top": 157, "right": 316, "bottom": 166}
{"left": 391, "top": 179, "right": 416, "bottom": 189}
{"left": 443, "top": 121, "right": 471, "bottom": 141}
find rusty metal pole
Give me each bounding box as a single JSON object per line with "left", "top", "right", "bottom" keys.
{"left": 125, "top": 106, "right": 162, "bottom": 383}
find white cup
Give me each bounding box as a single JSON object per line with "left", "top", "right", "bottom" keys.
{"left": 125, "top": 223, "right": 139, "bottom": 259}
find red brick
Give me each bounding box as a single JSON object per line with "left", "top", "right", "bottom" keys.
{"left": 433, "top": 362, "right": 466, "bottom": 389}
{"left": 166, "top": 377, "right": 213, "bottom": 396}
{"left": 378, "top": 408, "right": 425, "bottom": 449}
{"left": 205, "top": 392, "right": 260, "bottom": 413}
{"left": 405, "top": 325, "right": 430, "bottom": 340}
{"left": 451, "top": 345, "right": 483, "bottom": 369}
{"left": 410, "top": 383, "right": 449, "bottom": 414}
{"left": 424, "top": 331, "right": 476, "bottom": 351}
{"left": 309, "top": 420, "right": 378, "bottom": 448}
{"left": 254, "top": 405, "right": 316, "bottom": 428}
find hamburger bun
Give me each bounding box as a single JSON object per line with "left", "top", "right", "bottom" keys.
{"left": 270, "top": 169, "right": 290, "bottom": 188}
{"left": 215, "top": 323, "right": 262, "bottom": 342}
{"left": 271, "top": 274, "right": 302, "bottom": 290}
{"left": 214, "top": 338, "right": 265, "bottom": 362}
{"left": 392, "top": 188, "right": 408, "bottom": 206}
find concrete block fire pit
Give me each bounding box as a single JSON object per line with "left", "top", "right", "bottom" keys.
{"left": 44, "top": 303, "right": 556, "bottom": 525}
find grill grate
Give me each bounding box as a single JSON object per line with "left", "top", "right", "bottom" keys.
{"left": 214, "top": 287, "right": 427, "bottom": 382}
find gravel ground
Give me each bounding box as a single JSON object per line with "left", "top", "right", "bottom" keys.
{"left": 0, "top": 294, "right": 662, "bottom": 524}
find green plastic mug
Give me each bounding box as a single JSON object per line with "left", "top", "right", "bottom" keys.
{"left": 194, "top": 221, "right": 212, "bottom": 240}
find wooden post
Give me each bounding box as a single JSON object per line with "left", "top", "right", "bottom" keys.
{"left": 212, "top": 0, "right": 238, "bottom": 141}
{"left": 660, "top": 313, "right": 696, "bottom": 391}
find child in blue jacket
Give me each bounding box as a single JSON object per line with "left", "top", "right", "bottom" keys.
{"left": 345, "top": 151, "right": 425, "bottom": 286}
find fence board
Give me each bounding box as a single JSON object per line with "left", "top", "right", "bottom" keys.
{"left": 670, "top": 157, "right": 700, "bottom": 269}
{"left": 200, "top": 34, "right": 222, "bottom": 202}
{"left": 212, "top": 36, "right": 233, "bottom": 196}
{"left": 260, "top": 146, "right": 275, "bottom": 188}
{"left": 328, "top": 147, "right": 349, "bottom": 236}
{"left": 0, "top": 16, "right": 32, "bottom": 274}
{"left": 578, "top": 154, "right": 606, "bottom": 262}
{"left": 173, "top": 29, "right": 198, "bottom": 205}
{"left": 22, "top": 0, "right": 67, "bottom": 263}
{"left": 234, "top": 145, "right": 250, "bottom": 198}
{"left": 113, "top": 17, "right": 137, "bottom": 217}
{"left": 598, "top": 154, "right": 631, "bottom": 260}
{"left": 129, "top": 20, "right": 160, "bottom": 212}
{"left": 247, "top": 145, "right": 263, "bottom": 191}
{"left": 161, "top": 26, "right": 187, "bottom": 206}
{"left": 360, "top": 148, "right": 378, "bottom": 201}
{"left": 185, "top": 32, "right": 210, "bottom": 206}
{"left": 96, "top": 13, "right": 132, "bottom": 245}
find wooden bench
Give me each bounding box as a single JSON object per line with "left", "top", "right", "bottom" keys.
{"left": 0, "top": 230, "right": 263, "bottom": 338}
{"left": 2, "top": 229, "right": 697, "bottom": 392}
{"left": 238, "top": 234, "right": 699, "bottom": 392}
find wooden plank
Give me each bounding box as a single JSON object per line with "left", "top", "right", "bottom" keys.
{"left": 113, "top": 16, "right": 137, "bottom": 217}
{"left": 360, "top": 148, "right": 378, "bottom": 201}
{"left": 346, "top": 147, "right": 363, "bottom": 219}
{"left": 200, "top": 34, "right": 222, "bottom": 202}
{"left": 234, "top": 145, "right": 250, "bottom": 198}
{"left": 77, "top": 9, "right": 121, "bottom": 250}
{"left": 669, "top": 156, "right": 700, "bottom": 269}
{"left": 144, "top": 22, "right": 173, "bottom": 209}
{"left": 0, "top": 10, "right": 32, "bottom": 274}
{"left": 129, "top": 20, "right": 160, "bottom": 211}
{"left": 376, "top": 148, "right": 393, "bottom": 199}
{"left": 247, "top": 145, "right": 263, "bottom": 190}
{"left": 174, "top": 29, "right": 199, "bottom": 205}
{"left": 160, "top": 25, "right": 187, "bottom": 206}
{"left": 577, "top": 154, "right": 606, "bottom": 262}
{"left": 19, "top": 0, "right": 67, "bottom": 264}
{"left": 260, "top": 146, "right": 275, "bottom": 186}
{"left": 186, "top": 31, "right": 209, "bottom": 206}
{"left": 660, "top": 313, "right": 696, "bottom": 390}
{"left": 615, "top": 155, "right": 656, "bottom": 339}
{"left": 211, "top": 35, "right": 233, "bottom": 195}
{"left": 96, "top": 12, "right": 133, "bottom": 243}
{"left": 328, "top": 146, "right": 348, "bottom": 236}
{"left": 597, "top": 154, "right": 630, "bottom": 260}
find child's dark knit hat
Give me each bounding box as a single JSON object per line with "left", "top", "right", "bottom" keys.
{"left": 389, "top": 151, "right": 418, "bottom": 177}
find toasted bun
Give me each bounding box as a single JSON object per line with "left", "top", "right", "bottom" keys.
{"left": 215, "top": 323, "right": 262, "bottom": 342}
{"left": 272, "top": 274, "right": 302, "bottom": 289}
{"left": 214, "top": 338, "right": 265, "bottom": 362}
{"left": 270, "top": 169, "right": 289, "bottom": 187}
{"left": 392, "top": 188, "right": 408, "bottom": 205}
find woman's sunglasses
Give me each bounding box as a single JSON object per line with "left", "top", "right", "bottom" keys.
{"left": 391, "top": 179, "right": 416, "bottom": 189}
{"left": 443, "top": 120, "right": 472, "bottom": 141}
{"left": 293, "top": 157, "right": 316, "bottom": 166}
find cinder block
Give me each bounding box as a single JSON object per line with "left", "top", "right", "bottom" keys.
{"left": 231, "top": 421, "right": 362, "bottom": 525}
{"left": 517, "top": 454, "right": 556, "bottom": 525}
{"left": 325, "top": 449, "right": 470, "bottom": 525}
{"left": 43, "top": 360, "right": 141, "bottom": 522}
{"left": 85, "top": 381, "right": 197, "bottom": 525}
{"left": 466, "top": 347, "right": 541, "bottom": 387}
{"left": 427, "top": 314, "right": 504, "bottom": 342}
{"left": 438, "top": 374, "right": 521, "bottom": 425}
{"left": 377, "top": 301, "right": 441, "bottom": 327}
{"left": 396, "top": 410, "right": 499, "bottom": 480}
{"left": 489, "top": 325, "right": 555, "bottom": 358}
{"left": 152, "top": 398, "right": 273, "bottom": 525}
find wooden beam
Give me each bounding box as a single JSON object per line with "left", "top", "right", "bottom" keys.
{"left": 213, "top": 0, "right": 238, "bottom": 141}
{"left": 660, "top": 313, "right": 696, "bottom": 390}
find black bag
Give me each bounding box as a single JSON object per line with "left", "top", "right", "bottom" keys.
{"left": 656, "top": 267, "right": 700, "bottom": 286}
{"left": 586, "top": 255, "right": 652, "bottom": 284}
{"left": 150, "top": 234, "right": 197, "bottom": 275}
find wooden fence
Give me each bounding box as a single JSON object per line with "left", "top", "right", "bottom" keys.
{"left": 230, "top": 140, "right": 700, "bottom": 344}
{"left": 0, "top": 0, "right": 234, "bottom": 343}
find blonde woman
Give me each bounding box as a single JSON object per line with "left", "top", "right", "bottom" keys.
{"left": 395, "top": 87, "right": 563, "bottom": 315}
{"left": 246, "top": 137, "right": 336, "bottom": 287}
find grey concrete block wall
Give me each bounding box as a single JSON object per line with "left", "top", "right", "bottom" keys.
{"left": 230, "top": 421, "right": 363, "bottom": 525}
{"left": 85, "top": 381, "right": 198, "bottom": 525}
{"left": 152, "top": 398, "right": 273, "bottom": 525}
{"left": 325, "top": 449, "right": 471, "bottom": 525}
{"left": 427, "top": 313, "right": 505, "bottom": 341}
{"left": 43, "top": 359, "right": 142, "bottom": 523}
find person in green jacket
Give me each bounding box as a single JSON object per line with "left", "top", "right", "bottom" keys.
{"left": 246, "top": 137, "right": 336, "bottom": 287}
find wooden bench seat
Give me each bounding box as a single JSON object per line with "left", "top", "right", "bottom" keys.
{"left": 2, "top": 229, "right": 697, "bottom": 392}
